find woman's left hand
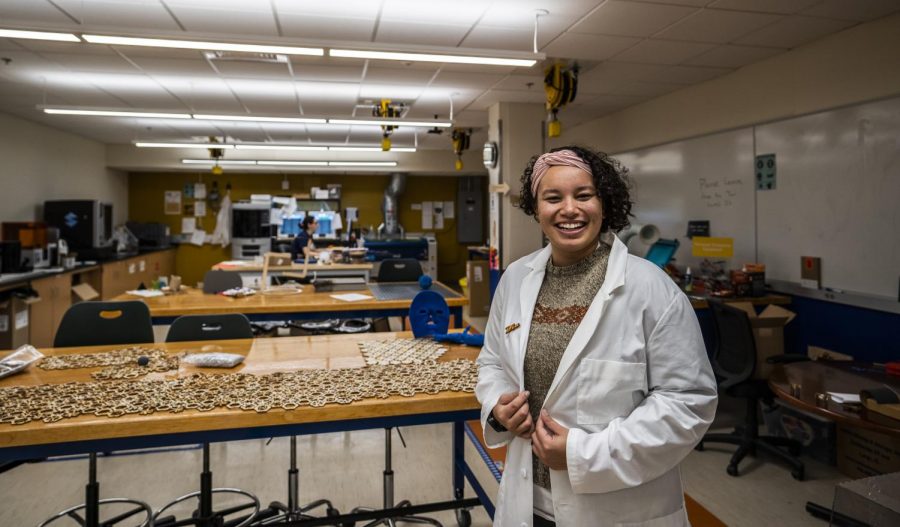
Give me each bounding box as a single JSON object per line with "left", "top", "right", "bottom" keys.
{"left": 532, "top": 410, "right": 569, "bottom": 470}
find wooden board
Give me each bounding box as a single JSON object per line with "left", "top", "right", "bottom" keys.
{"left": 113, "top": 283, "right": 466, "bottom": 318}
{"left": 0, "top": 332, "right": 479, "bottom": 449}
{"left": 212, "top": 262, "right": 373, "bottom": 272}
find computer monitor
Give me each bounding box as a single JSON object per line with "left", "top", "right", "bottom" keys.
{"left": 644, "top": 239, "right": 680, "bottom": 268}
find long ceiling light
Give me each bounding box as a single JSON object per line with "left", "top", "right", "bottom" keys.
{"left": 82, "top": 34, "right": 323, "bottom": 56}
{"left": 193, "top": 114, "right": 326, "bottom": 124}
{"left": 328, "top": 118, "right": 451, "bottom": 128}
{"left": 182, "top": 159, "right": 398, "bottom": 168}
{"left": 330, "top": 48, "right": 537, "bottom": 67}
{"left": 44, "top": 108, "right": 192, "bottom": 119}
{"left": 135, "top": 142, "right": 415, "bottom": 152}
{"left": 0, "top": 29, "right": 80, "bottom": 42}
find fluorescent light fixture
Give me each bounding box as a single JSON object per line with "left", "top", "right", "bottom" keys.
{"left": 193, "top": 114, "right": 326, "bottom": 124}
{"left": 44, "top": 108, "right": 192, "bottom": 119}
{"left": 330, "top": 48, "right": 536, "bottom": 67}
{"left": 135, "top": 142, "right": 234, "bottom": 149}
{"left": 182, "top": 159, "right": 256, "bottom": 165}
{"left": 234, "top": 144, "right": 327, "bottom": 151}
{"left": 330, "top": 146, "right": 416, "bottom": 152}
{"left": 328, "top": 118, "right": 451, "bottom": 128}
{"left": 257, "top": 161, "right": 328, "bottom": 166}
{"left": 0, "top": 29, "right": 80, "bottom": 42}
{"left": 328, "top": 161, "right": 398, "bottom": 167}
{"left": 82, "top": 34, "right": 323, "bottom": 56}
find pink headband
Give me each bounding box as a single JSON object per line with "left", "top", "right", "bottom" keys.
{"left": 530, "top": 149, "right": 592, "bottom": 197}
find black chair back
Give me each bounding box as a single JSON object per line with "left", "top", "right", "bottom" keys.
{"left": 202, "top": 270, "right": 243, "bottom": 294}
{"left": 709, "top": 300, "right": 757, "bottom": 389}
{"left": 54, "top": 301, "right": 154, "bottom": 348}
{"left": 376, "top": 258, "right": 423, "bottom": 282}
{"left": 166, "top": 314, "right": 253, "bottom": 343}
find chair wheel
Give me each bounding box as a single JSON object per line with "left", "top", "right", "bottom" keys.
{"left": 726, "top": 464, "right": 739, "bottom": 477}
{"left": 456, "top": 508, "right": 472, "bottom": 527}
{"left": 695, "top": 442, "right": 704, "bottom": 451}
{"left": 792, "top": 467, "right": 805, "bottom": 481}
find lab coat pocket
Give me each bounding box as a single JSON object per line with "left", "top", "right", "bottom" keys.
{"left": 577, "top": 359, "right": 646, "bottom": 425}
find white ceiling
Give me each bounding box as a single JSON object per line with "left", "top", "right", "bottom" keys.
{"left": 0, "top": 0, "right": 897, "bottom": 154}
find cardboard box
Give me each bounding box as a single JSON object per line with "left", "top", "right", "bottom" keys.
{"left": 729, "top": 302, "right": 795, "bottom": 379}
{"left": 466, "top": 260, "right": 490, "bottom": 317}
{"left": 763, "top": 399, "right": 836, "bottom": 465}
{"left": 836, "top": 425, "right": 900, "bottom": 479}
{"left": 0, "top": 293, "right": 30, "bottom": 350}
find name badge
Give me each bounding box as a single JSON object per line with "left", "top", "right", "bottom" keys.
{"left": 505, "top": 323, "right": 520, "bottom": 334}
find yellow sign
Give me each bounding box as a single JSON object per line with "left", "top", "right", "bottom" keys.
{"left": 692, "top": 236, "right": 734, "bottom": 258}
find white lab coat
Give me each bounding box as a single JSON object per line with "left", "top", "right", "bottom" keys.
{"left": 476, "top": 232, "right": 717, "bottom": 527}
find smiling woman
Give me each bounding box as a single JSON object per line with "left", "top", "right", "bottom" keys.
{"left": 475, "top": 146, "right": 718, "bottom": 527}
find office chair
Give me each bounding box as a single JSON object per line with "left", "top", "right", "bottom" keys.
{"left": 39, "top": 302, "right": 155, "bottom": 527}
{"left": 155, "top": 314, "right": 261, "bottom": 527}
{"left": 54, "top": 300, "right": 154, "bottom": 348}
{"left": 376, "top": 258, "right": 423, "bottom": 282}
{"left": 202, "top": 270, "right": 243, "bottom": 294}
{"left": 696, "top": 301, "right": 806, "bottom": 480}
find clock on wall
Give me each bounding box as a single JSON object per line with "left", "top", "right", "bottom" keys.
{"left": 482, "top": 141, "right": 498, "bottom": 169}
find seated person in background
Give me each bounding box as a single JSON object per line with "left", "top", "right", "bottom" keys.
{"left": 290, "top": 216, "right": 319, "bottom": 262}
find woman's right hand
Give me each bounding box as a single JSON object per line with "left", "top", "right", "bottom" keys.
{"left": 492, "top": 391, "right": 533, "bottom": 438}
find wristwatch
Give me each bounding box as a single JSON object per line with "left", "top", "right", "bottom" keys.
{"left": 487, "top": 410, "right": 508, "bottom": 433}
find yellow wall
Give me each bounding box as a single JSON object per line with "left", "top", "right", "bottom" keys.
{"left": 128, "top": 172, "right": 486, "bottom": 286}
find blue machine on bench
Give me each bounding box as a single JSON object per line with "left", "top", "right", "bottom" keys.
{"left": 365, "top": 237, "right": 437, "bottom": 279}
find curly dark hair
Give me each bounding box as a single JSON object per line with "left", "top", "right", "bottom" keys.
{"left": 517, "top": 145, "right": 633, "bottom": 233}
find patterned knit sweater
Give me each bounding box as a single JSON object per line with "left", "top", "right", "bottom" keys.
{"left": 524, "top": 242, "right": 610, "bottom": 490}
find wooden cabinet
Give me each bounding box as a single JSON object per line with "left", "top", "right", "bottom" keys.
{"left": 29, "top": 273, "right": 71, "bottom": 348}
{"left": 100, "top": 249, "right": 176, "bottom": 299}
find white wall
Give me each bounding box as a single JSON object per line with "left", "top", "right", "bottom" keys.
{"left": 0, "top": 112, "right": 127, "bottom": 225}
{"left": 556, "top": 12, "right": 900, "bottom": 155}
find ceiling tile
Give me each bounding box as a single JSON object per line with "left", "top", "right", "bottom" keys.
{"left": 358, "top": 84, "right": 425, "bottom": 101}
{"left": 272, "top": 0, "right": 381, "bottom": 19}
{"left": 478, "top": 0, "right": 600, "bottom": 28}
{"left": 579, "top": 61, "right": 679, "bottom": 85}
{"left": 207, "top": 60, "right": 293, "bottom": 79}
{"left": 52, "top": 0, "right": 182, "bottom": 31}
{"left": 492, "top": 74, "right": 545, "bottom": 91}
{"left": 364, "top": 66, "right": 438, "bottom": 85}
{"left": 467, "top": 89, "right": 546, "bottom": 111}
{"left": 542, "top": 33, "right": 642, "bottom": 61}
{"left": 374, "top": 20, "right": 472, "bottom": 47}
{"left": 570, "top": 1, "right": 699, "bottom": 37}
{"left": 429, "top": 71, "right": 506, "bottom": 90}
{"left": 125, "top": 57, "right": 217, "bottom": 76}
{"left": 380, "top": 0, "right": 489, "bottom": 26}
{"left": 800, "top": 0, "right": 900, "bottom": 21}
{"left": 662, "top": 64, "right": 733, "bottom": 83}
{"left": 162, "top": 5, "right": 279, "bottom": 36}
{"left": 279, "top": 14, "right": 376, "bottom": 41}
{"left": 708, "top": 0, "right": 821, "bottom": 14}
{"left": 39, "top": 52, "right": 140, "bottom": 73}
{"left": 683, "top": 44, "right": 783, "bottom": 68}
{"left": 0, "top": 0, "right": 74, "bottom": 25}
{"left": 734, "top": 15, "right": 856, "bottom": 48}
{"left": 617, "top": 0, "right": 709, "bottom": 6}
{"left": 607, "top": 80, "right": 688, "bottom": 98}
{"left": 610, "top": 39, "right": 715, "bottom": 65}
{"left": 459, "top": 26, "right": 533, "bottom": 52}
{"left": 656, "top": 9, "right": 783, "bottom": 43}
{"left": 289, "top": 64, "right": 364, "bottom": 83}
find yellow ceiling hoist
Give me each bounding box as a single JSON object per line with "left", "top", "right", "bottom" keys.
{"left": 451, "top": 128, "right": 471, "bottom": 171}
{"left": 544, "top": 62, "right": 579, "bottom": 138}
{"left": 208, "top": 136, "right": 225, "bottom": 175}
{"left": 374, "top": 98, "right": 402, "bottom": 151}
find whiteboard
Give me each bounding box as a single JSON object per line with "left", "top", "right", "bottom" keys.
{"left": 616, "top": 128, "right": 757, "bottom": 270}
{"left": 755, "top": 97, "right": 900, "bottom": 298}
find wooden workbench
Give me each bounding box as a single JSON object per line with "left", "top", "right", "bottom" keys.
{"left": 113, "top": 282, "right": 467, "bottom": 325}
{"left": 0, "top": 332, "right": 478, "bottom": 452}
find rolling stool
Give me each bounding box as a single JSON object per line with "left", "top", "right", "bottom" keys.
{"left": 252, "top": 436, "right": 341, "bottom": 525}
{"left": 39, "top": 453, "right": 153, "bottom": 527}
{"left": 350, "top": 428, "right": 441, "bottom": 527}
{"left": 152, "top": 443, "right": 260, "bottom": 527}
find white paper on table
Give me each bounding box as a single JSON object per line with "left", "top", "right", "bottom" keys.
{"left": 190, "top": 229, "right": 206, "bottom": 246}
{"left": 421, "top": 201, "right": 433, "bottom": 229}
{"left": 827, "top": 392, "right": 861, "bottom": 404}
{"left": 194, "top": 201, "right": 206, "bottom": 217}
{"left": 330, "top": 293, "right": 373, "bottom": 302}
{"left": 444, "top": 201, "right": 455, "bottom": 219}
{"left": 194, "top": 183, "right": 206, "bottom": 199}
{"left": 181, "top": 217, "right": 196, "bottom": 233}
{"left": 126, "top": 289, "right": 165, "bottom": 298}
